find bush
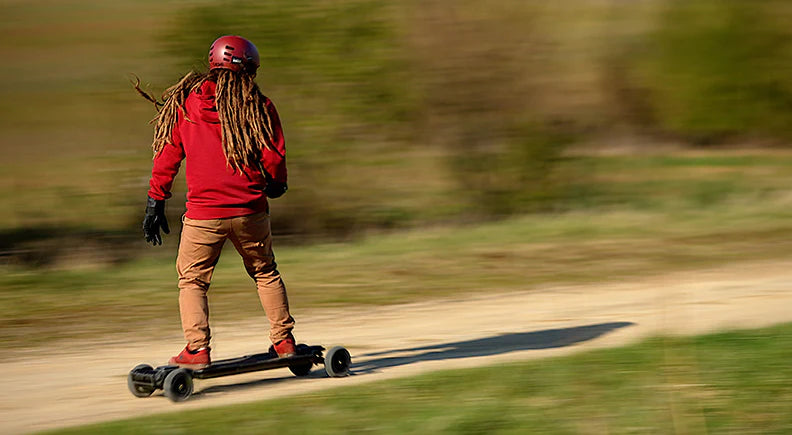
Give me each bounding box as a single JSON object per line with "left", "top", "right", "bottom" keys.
{"left": 406, "top": 1, "right": 573, "bottom": 216}
{"left": 625, "top": 0, "right": 792, "bottom": 144}
{"left": 447, "top": 122, "right": 572, "bottom": 216}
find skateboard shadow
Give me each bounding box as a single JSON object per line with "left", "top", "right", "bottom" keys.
{"left": 191, "top": 321, "right": 633, "bottom": 398}
{"left": 186, "top": 362, "right": 328, "bottom": 400}
{"left": 352, "top": 321, "right": 634, "bottom": 375}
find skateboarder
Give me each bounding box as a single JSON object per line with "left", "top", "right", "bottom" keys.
{"left": 137, "top": 35, "right": 296, "bottom": 368}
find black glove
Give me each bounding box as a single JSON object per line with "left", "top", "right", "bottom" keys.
{"left": 264, "top": 172, "right": 288, "bottom": 199}
{"left": 143, "top": 196, "right": 170, "bottom": 246}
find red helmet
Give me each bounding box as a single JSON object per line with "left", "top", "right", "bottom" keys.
{"left": 208, "top": 35, "right": 260, "bottom": 73}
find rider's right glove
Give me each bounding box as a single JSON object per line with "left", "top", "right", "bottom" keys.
{"left": 264, "top": 171, "right": 288, "bottom": 199}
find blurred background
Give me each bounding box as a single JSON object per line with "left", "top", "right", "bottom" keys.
{"left": 4, "top": 1, "right": 792, "bottom": 432}
{"left": 3, "top": 0, "right": 792, "bottom": 347}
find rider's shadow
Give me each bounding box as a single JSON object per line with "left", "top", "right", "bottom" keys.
{"left": 191, "top": 321, "right": 633, "bottom": 398}
{"left": 352, "top": 322, "right": 634, "bottom": 375}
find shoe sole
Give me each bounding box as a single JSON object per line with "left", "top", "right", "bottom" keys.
{"left": 169, "top": 359, "right": 210, "bottom": 369}
{"left": 175, "top": 363, "right": 209, "bottom": 369}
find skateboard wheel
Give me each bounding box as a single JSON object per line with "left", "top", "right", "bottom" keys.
{"left": 324, "top": 346, "right": 351, "bottom": 377}
{"left": 127, "top": 364, "right": 155, "bottom": 398}
{"left": 289, "top": 343, "right": 314, "bottom": 376}
{"left": 289, "top": 362, "right": 313, "bottom": 377}
{"left": 163, "top": 368, "right": 193, "bottom": 402}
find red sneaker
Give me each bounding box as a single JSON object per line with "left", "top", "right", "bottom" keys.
{"left": 169, "top": 346, "right": 211, "bottom": 369}
{"left": 273, "top": 337, "right": 296, "bottom": 358}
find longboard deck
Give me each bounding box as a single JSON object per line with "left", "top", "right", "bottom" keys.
{"left": 154, "top": 345, "right": 325, "bottom": 379}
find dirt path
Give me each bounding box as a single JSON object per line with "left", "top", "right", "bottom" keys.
{"left": 2, "top": 260, "right": 792, "bottom": 434}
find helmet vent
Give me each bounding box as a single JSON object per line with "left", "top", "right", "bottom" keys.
{"left": 225, "top": 45, "right": 235, "bottom": 51}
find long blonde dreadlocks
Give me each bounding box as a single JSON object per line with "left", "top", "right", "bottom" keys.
{"left": 133, "top": 69, "right": 276, "bottom": 174}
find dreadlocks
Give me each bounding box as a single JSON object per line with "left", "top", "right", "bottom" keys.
{"left": 133, "top": 69, "right": 276, "bottom": 174}
{"left": 215, "top": 69, "right": 276, "bottom": 173}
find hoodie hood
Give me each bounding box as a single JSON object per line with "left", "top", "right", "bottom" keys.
{"left": 186, "top": 80, "right": 220, "bottom": 124}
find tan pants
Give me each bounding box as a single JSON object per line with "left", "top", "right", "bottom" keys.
{"left": 176, "top": 211, "right": 294, "bottom": 350}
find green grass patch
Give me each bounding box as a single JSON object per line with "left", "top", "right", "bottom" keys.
{"left": 3, "top": 196, "right": 792, "bottom": 352}
{"left": 48, "top": 323, "right": 792, "bottom": 434}
{"left": 5, "top": 146, "right": 792, "bottom": 351}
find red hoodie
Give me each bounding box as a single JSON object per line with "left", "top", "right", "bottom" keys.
{"left": 147, "top": 80, "right": 287, "bottom": 220}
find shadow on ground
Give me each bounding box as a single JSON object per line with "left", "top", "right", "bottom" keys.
{"left": 353, "top": 321, "right": 634, "bottom": 374}
{"left": 190, "top": 322, "right": 633, "bottom": 398}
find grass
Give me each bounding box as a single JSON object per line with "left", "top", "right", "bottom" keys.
{"left": 45, "top": 322, "right": 792, "bottom": 434}
{"left": 0, "top": 0, "right": 182, "bottom": 232}
{"left": 4, "top": 148, "right": 792, "bottom": 351}
{"left": 3, "top": 186, "right": 792, "bottom": 352}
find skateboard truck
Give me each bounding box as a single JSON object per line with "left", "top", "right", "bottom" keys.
{"left": 127, "top": 344, "right": 351, "bottom": 402}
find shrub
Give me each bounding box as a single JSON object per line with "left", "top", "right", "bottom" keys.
{"left": 626, "top": 0, "right": 792, "bottom": 144}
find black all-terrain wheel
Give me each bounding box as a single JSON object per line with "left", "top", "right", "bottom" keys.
{"left": 127, "top": 364, "right": 156, "bottom": 398}
{"left": 324, "top": 346, "right": 351, "bottom": 377}
{"left": 289, "top": 362, "right": 313, "bottom": 377}
{"left": 288, "top": 344, "right": 314, "bottom": 376}
{"left": 163, "top": 368, "right": 193, "bottom": 402}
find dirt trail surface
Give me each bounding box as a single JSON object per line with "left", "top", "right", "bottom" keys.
{"left": 3, "top": 260, "right": 792, "bottom": 434}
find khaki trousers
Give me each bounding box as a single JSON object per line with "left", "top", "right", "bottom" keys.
{"left": 176, "top": 211, "right": 294, "bottom": 349}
